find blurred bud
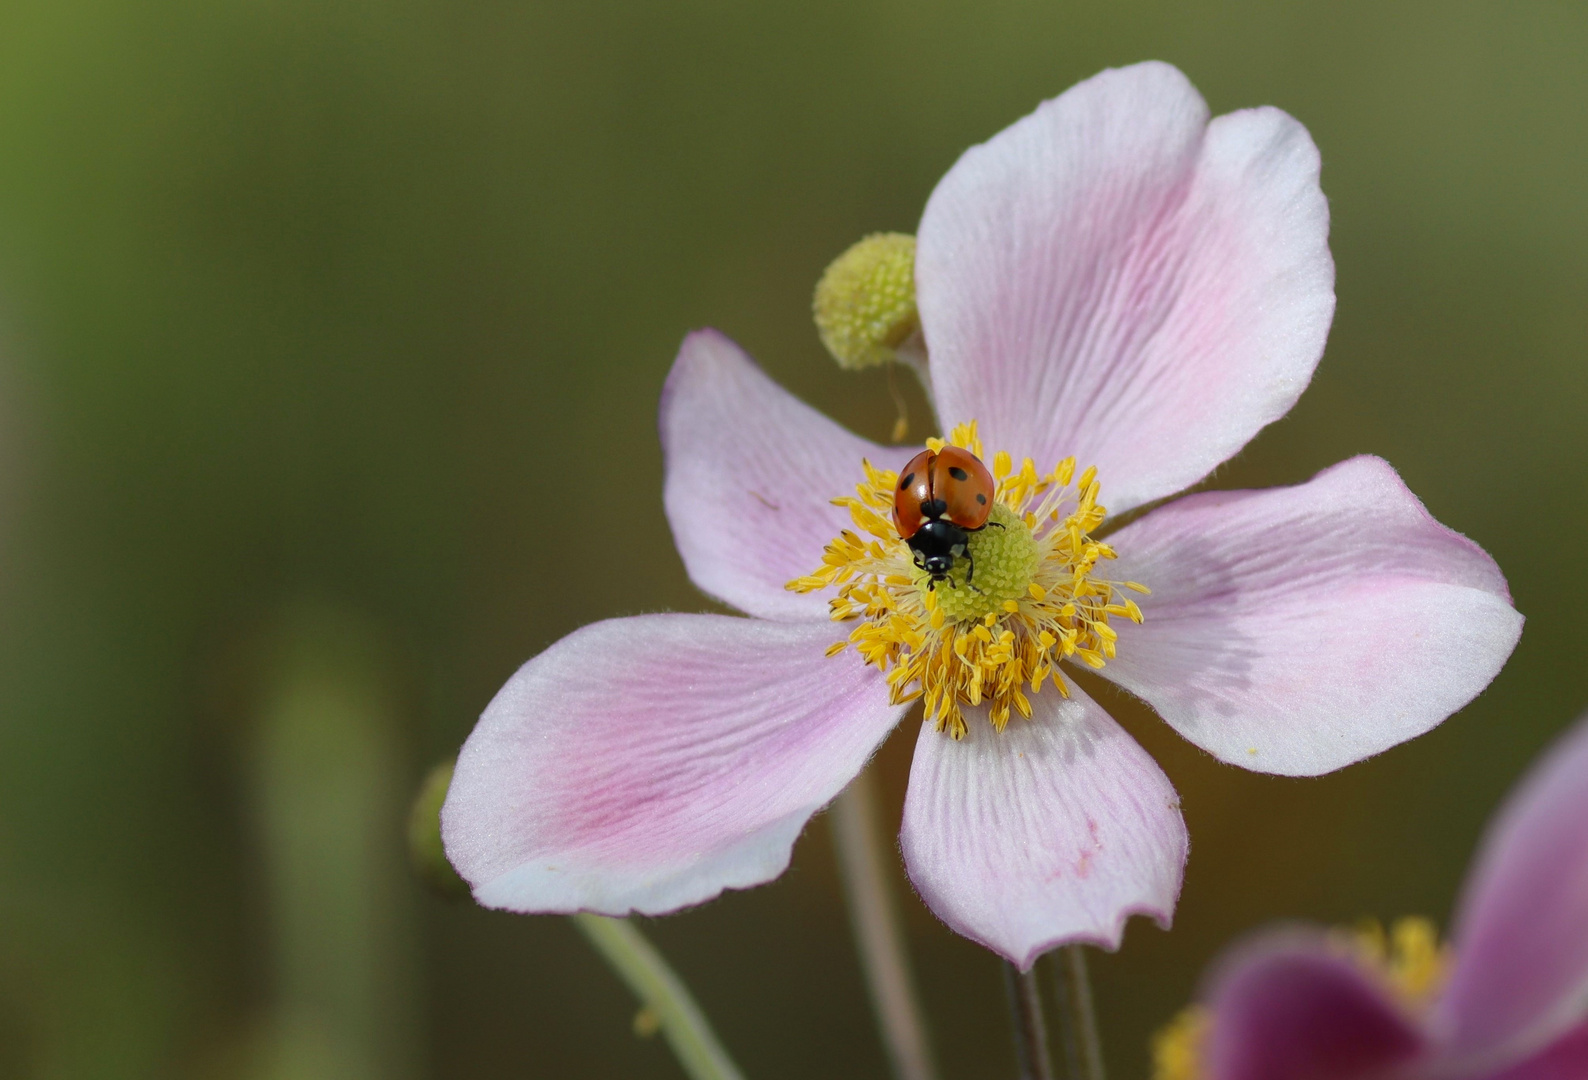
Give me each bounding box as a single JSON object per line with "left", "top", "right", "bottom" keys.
{"left": 632, "top": 1007, "right": 661, "bottom": 1038}
{"left": 812, "top": 232, "right": 920, "bottom": 370}
{"left": 407, "top": 759, "right": 471, "bottom": 900}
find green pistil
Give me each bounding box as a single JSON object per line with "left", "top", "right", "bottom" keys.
{"left": 914, "top": 503, "right": 1041, "bottom": 622}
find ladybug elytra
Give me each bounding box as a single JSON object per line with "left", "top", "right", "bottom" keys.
{"left": 891, "top": 446, "right": 1000, "bottom": 589}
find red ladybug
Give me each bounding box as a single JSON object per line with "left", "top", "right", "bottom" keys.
{"left": 892, "top": 446, "right": 999, "bottom": 588}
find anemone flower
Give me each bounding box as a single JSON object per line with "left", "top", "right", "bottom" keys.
{"left": 1159, "top": 711, "right": 1588, "bottom": 1080}
{"left": 441, "top": 62, "right": 1522, "bottom": 968}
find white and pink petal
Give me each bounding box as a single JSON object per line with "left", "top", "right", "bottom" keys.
{"left": 898, "top": 683, "right": 1186, "bottom": 969}
{"left": 442, "top": 613, "right": 904, "bottom": 916}
{"left": 661, "top": 329, "right": 904, "bottom": 622}
{"left": 1103, "top": 455, "right": 1522, "bottom": 777}
{"left": 917, "top": 61, "right": 1334, "bottom": 516}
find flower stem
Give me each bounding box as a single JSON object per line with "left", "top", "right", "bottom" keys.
{"left": 1003, "top": 961, "right": 1056, "bottom": 1080}
{"left": 1048, "top": 945, "right": 1106, "bottom": 1080}
{"left": 571, "top": 913, "right": 747, "bottom": 1080}
{"left": 829, "top": 770, "right": 940, "bottom": 1080}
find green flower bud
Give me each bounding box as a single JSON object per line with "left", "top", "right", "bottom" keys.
{"left": 407, "top": 759, "right": 471, "bottom": 900}
{"left": 812, "top": 232, "right": 920, "bottom": 370}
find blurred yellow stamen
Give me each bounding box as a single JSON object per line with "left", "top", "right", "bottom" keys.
{"left": 1150, "top": 1006, "right": 1210, "bottom": 1080}
{"left": 1337, "top": 916, "right": 1451, "bottom": 1008}
{"left": 785, "top": 421, "right": 1146, "bottom": 739}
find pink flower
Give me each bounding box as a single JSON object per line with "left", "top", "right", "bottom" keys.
{"left": 441, "top": 62, "right": 1521, "bottom": 968}
{"left": 1168, "top": 712, "right": 1588, "bottom": 1080}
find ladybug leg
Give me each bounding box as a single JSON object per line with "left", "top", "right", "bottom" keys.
{"left": 961, "top": 551, "right": 987, "bottom": 595}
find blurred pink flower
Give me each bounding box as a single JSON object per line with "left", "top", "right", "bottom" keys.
{"left": 1181, "top": 712, "right": 1588, "bottom": 1080}
{"left": 441, "top": 63, "right": 1521, "bottom": 968}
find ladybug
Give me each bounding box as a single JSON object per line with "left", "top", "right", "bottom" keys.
{"left": 892, "top": 445, "right": 1000, "bottom": 588}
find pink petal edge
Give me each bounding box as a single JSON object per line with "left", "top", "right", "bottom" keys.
{"left": 1103, "top": 455, "right": 1522, "bottom": 777}
{"left": 899, "top": 682, "right": 1187, "bottom": 970}
{"left": 917, "top": 61, "right": 1334, "bottom": 517}
{"left": 442, "top": 613, "right": 905, "bottom": 916}
{"left": 660, "top": 329, "right": 904, "bottom": 622}
{"left": 1202, "top": 930, "right": 1428, "bottom": 1080}
{"left": 1435, "top": 712, "right": 1588, "bottom": 1069}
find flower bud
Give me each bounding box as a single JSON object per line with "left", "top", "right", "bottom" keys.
{"left": 408, "top": 759, "right": 471, "bottom": 900}
{"left": 812, "top": 232, "right": 919, "bottom": 370}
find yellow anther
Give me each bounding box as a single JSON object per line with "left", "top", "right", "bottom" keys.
{"left": 1338, "top": 917, "right": 1451, "bottom": 1010}
{"left": 812, "top": 233, "right": 919, "bottom": 370}
{"left": 946, "top": 421, "right": 983, "bottom": 458}
{"left": 825, "top": 641, "right": 848, "bottom": 657}
{"left": 1150, "top": 1007, "right": 1210, "bottom": 1080}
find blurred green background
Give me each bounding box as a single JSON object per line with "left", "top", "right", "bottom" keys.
{"left": 0, "top": 0, "right": 1584, "bottom": 1076}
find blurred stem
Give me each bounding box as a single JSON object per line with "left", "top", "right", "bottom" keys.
{"left": 893, "top": 331, "right": 935, "bottom": 417}
{"left": 1049, "top": 946, "right": 1105, "bottom": 1080}
{"left": 571, "top": 914, "right": 746, "bottom": 1080}
{"left": 1003, "top": 961, "right": 1056, "bottom": 1080}
{"left": 250, "top": 603, "right": 420, "bottom": 1079}
{"left": 829, "top": 770, "right": 940, "bottom": 1080}
{"left": 886, "top": 359, "right": 911, "bottom": 443}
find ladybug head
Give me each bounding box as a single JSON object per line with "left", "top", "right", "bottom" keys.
{"left": 907, "top": 519, "right": 967, "bottom": 580}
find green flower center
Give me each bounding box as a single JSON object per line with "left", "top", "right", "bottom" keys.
{"left": 911, "top": 503, "right": 1041, "bottom": 621}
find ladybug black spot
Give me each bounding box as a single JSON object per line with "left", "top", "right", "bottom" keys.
{"left": 948, "top": 466, "right": 969, "bottom": 481}
{"left": 976, "top": 493, "right": 987, "bottom": 505}
{"left": 899, "top": 472, "right": 915, "bottom": 490}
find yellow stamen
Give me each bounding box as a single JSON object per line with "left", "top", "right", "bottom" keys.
{"left": 1336, "top": 916, "right": 1452, "bottom": 1008}
{"left": 786, "top": 421, "right": 1143, "bottom": 738}
{"left": 1150, "top": 1006, "right": 1209, "bottom": 1080}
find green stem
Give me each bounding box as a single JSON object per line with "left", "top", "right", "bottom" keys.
{"left": 829, "top": 771, "right": 940, "bottom": 1080}
{"left": 1003, "top": 960, "right": 1056, "bottom": 1080}
{"left": 572, "top": 913, "right": 747, "bottom": 1080}
{"left": 1049, "top": 945, "right": 1106, "bottom": 1080}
